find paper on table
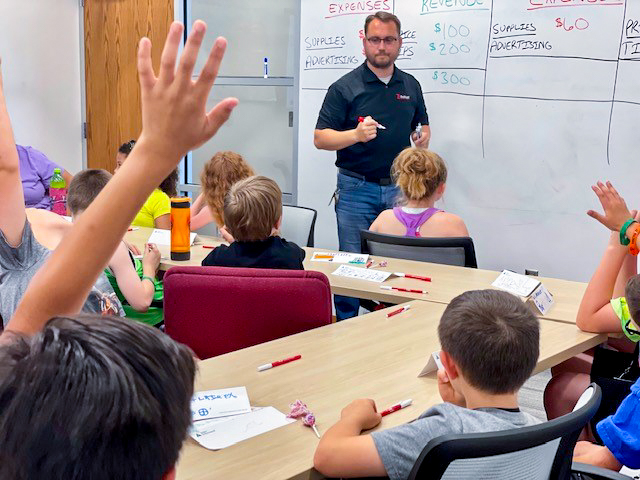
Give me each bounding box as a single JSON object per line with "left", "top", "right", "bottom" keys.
{"left": 146, "top": 228, "right": 197, "bottom": 246}
{"left": 311, "top": 252, "right": 369, "bottom": 264}
{"left": 193, "top": 407, "right": 295, "bottom": 450}
{"left": 191, "top": 387, "right": 251, "bottom": 421}
{"left": 331, "top": 265, "right": 392, "bottom": 283}
{"left": 491, "top": 270, "right": 540, "bottom": 297}
{"left": 190, "top": 407, "right": 263, "bottom": 439}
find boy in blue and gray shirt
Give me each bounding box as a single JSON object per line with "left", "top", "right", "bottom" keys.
{"left": 313, "top": 289, "right": 541, "bottom": 480}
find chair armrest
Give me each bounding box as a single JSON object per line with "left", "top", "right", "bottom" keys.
{"left": 572, "top": 462, "right": 633, "bottom": 479}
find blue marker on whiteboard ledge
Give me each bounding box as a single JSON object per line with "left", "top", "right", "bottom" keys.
{"left": 263, "top": 57, "right": 268, "bottom": 79}
{"left": 415, "top": 122, "right": 422, "bottom": 140}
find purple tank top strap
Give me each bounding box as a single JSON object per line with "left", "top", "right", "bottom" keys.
{"left": 393, "top": 207, "right": 443, "bottom": 237}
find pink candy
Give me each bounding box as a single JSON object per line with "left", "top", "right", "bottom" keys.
{"left": 287, "top": 400, "right": 310, "bottom": 419}
{"left": 303, "top": 413, "right": 316, "bottom": 427}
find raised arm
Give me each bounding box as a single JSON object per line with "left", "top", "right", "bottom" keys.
{"left": 7, "top": 21, "right": 237, "bottom": 336}
{"left": 576, "top": 232, "right": 628, "bottom": 333}
{"left": 0, "top": 61, "right": 27, "bottom": 247}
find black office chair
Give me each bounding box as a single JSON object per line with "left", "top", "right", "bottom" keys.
{"left": 360, "top": 230, "right": 477, "bottom": 268}
{"left": 281, "top": 205, "right": 317, "bottom": 247}
{"left": 406, "top": 384, "right": 628, "bottom": 480}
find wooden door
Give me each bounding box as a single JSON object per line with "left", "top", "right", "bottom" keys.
{"left": 84, "top": 0, "right": 173, "bottom": 172}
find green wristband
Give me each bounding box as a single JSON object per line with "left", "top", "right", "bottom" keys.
{"left": 620, "top": 218, "right": 636, "bottom": 246}
{"left": 141, "top": 275, "right": 155, "bottom": 286}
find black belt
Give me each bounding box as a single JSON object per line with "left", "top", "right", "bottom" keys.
{"left": 338, "top": 168, "right": 392, "bottom": 186}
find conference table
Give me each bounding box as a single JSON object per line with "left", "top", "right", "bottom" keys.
{"left": 124, "top": 227, "right": 587, "bottom": 325}
{"left": 175, "top": 300, "right": 606, "bottom": 480}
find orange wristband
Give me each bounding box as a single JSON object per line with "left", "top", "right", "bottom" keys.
{"left": 630, "top": 224, "right": 640, "bottom": 256}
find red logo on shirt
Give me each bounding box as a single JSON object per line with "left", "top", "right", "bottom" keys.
{"left": 396, "top": 94, "right": 410, "bottom": 101}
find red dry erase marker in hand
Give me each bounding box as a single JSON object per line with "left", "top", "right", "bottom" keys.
{"left": 358, "top": 116, "right": 386, "bottom": 130}
{"left": 381, "top": 399, "right": 412, "bottom": 417}
{"left": 257, "top": 354, "right": 302, "bottom": 372}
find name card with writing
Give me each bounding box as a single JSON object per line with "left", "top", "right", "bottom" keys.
{"left": 418, "top": 351, "right": 444, "bottom": 377}
{"left": 191, "top": 386, "right": 251, "bottom": 421}
{"left": 331, "top": 264, "right": 392, "bottom": 283}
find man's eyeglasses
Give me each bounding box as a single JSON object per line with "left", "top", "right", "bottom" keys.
{"left": 366, "top": 36, "right": 398, "bottom": 46}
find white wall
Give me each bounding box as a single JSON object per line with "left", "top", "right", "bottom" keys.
{"left": 0, "top": 0, "right": 84, "bottom": 174}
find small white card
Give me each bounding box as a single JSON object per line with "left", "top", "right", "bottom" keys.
{"left": 311, "top": 252, "right": 369, "bottom": 264}
{"left": 530, "top": 283, "right": 555, "bottom": 315}
{"left": 191, "top": 387, "right": 251, "bottom": 421}
{"left": 492, "top": 270, "right": 540, "bottom": 297}
{"left": 192, "top": 407, "right": 295, "bottom": 450}
{"left": 418, "top": 351, "right": 444, "bottom": 377}
{"left": 331, "top": 264, "right": 392, "bottom": 283}
{"left": 146, "top": 228, "right": 197, "bottom": 246}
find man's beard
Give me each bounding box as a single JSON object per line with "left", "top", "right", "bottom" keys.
{"left": 366, "top": 51, "right": 396, "bottom": 69}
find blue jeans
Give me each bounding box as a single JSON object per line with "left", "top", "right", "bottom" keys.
{"left": 334, "top": 172, "right": 400, "bottom": 320}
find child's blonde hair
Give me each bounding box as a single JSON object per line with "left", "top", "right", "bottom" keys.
{"left": 200, "top": 151, "right": 255, "bottom": 227}
{"left": 391, "top": 148, "right": 447, "bottom": 201}
{"left": 223, "top": 176, "right": 282, "bottom": 242}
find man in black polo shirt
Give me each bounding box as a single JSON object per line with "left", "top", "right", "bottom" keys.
{"left": 314, "top": 11, "right": 430, "bottom": 320}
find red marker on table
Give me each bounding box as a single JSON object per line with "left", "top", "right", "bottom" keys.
{"left": 257, "top": 354, "right": 302, "bottom": 372}
{"left": 381, "top": 399, "right": 412, "bottom": 417}
{"left": 202, "top": 245, "right": 216, "bottom": 249}
{"left": 358, "top": 116, "right": 386, "bottom": 130}
{"left": 394, "top": 272, "right": 431, "bottom": 282}
{"left": 386, "top": 305, "right": 411, "bottom": 318}
{"left": 380, "top": 285, "right": 428, "bottom": 294}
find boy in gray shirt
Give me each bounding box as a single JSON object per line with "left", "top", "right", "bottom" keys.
{"left": 314, "top": 289, "right": 541, "bottom": 480}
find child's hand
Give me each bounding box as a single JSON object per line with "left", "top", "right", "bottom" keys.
{"left": 136, "top": 20, "right": 238, "bottom": 168}
{"left": 573, "top": 441, "right": 622, "bottom": 470}
{"left": 437, "top": 369, "right": 466, "bottom": 407}
{"left": 124, "top": 240, "right": 142, "bottom": 256}
{"left": 142, "top": 243, "right": 161, "bottom": 270}
{"left": 219, "top": 225, "right": 235, "bottom": 243}
{"left": 587, "top": 181, "right": 633, "bottom": 233}
{"left": 340, "top": 399, "right": 382, "bottom": 431}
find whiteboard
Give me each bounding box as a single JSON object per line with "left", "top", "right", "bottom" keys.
{"left": 0, "top": 0, "right": 83, "bottom": 174}
{"left": 298, "top": 0, "right": 640, "bottom": 282}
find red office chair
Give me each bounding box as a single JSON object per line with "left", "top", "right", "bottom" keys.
{"left": 163, "top": 266, "right": 332, "bottom": 359}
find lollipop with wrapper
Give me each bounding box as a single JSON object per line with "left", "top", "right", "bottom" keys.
{"left": 288, "top": 400, "right": 320, "bottom": 438}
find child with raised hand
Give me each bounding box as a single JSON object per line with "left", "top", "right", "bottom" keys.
{"left": 0, "top": 74, "right": 124, "bottom": 326}
{"left": 190, "top": 150, "right": 255, "bottom": 235}
{"left": 313, "top": 289, "right": 540, "bottom": 480}
{"left": 0, "top": 20, "right": 235, "bottom": 480}
{"left": 4, "top": 19, "right": 237, "bottom": 336}
{"left": 369, "top": 147, "right": 468, "bottom": 238}
{"left": 202, "top": 175, "right": 305, "bottom": 269}
{"left": 553, "top": 180, "right": 640, "bottom": 472}
{"left": 544, "top": 214, "right": 639, "bottom": 422}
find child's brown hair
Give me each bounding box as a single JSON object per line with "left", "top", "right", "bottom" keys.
{"left": 223, "top": 176, "right": 282, "bottom": 242}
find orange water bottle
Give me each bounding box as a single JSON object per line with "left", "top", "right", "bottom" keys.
{"left": 170, "top": 197, "right": 191, "bottom": 261}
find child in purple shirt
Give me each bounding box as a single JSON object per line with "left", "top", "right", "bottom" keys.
{"left": 17, "top": 145, "right": 72, "bottom": 210}
{"left": 369, "top": 148, "right": 468, "bottom": 238}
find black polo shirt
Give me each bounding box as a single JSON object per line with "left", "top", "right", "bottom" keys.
{"left": 315, "top": 62, "right": 429, "bottom": 181}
